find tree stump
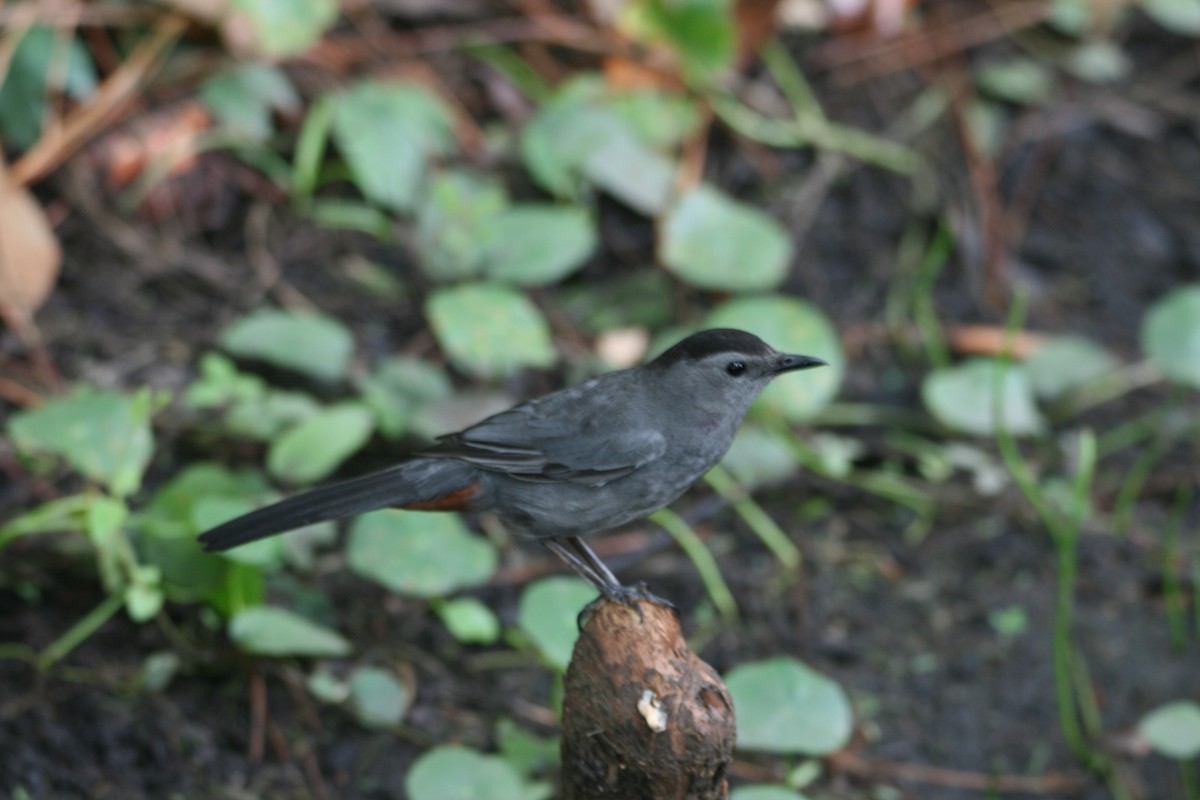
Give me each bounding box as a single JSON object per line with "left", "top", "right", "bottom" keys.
{"left": 560, "top": 599, "right": 735, "bottom": 800}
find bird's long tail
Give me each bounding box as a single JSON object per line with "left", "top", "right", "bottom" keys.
{"left": 197, "top": 458, "right": 480, "bottom": 552}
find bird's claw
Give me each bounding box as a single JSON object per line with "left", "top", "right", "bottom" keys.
{"left": 576, "top": 582, "right": 677, "bottom": 629}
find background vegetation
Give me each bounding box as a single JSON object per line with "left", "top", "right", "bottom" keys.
{"left": 1, "top": 0, "right": 1199, "bottom": 798}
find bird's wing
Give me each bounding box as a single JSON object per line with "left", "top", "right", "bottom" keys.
{"left": 421, "top": 380, "right": 666, "bottom": 486}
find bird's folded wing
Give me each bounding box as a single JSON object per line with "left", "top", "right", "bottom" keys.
{"left": 422, "top": 393, "right": 666, "bottom": 486}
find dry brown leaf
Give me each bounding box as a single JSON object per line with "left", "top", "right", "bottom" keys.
{"left": 0, "top": 161, "right": 62, "bottom": 337}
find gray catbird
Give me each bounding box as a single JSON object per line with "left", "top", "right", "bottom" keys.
{"left": 198, "top": 328, "right": 826, "bottom": 604}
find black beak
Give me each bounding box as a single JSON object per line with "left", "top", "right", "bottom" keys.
{"left": 773, "top": 354, "right": 828, "bottom": 373}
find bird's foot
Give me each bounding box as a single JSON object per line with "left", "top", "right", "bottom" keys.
{"left": 577, "top": 582, "right": 676, "bottom": 629}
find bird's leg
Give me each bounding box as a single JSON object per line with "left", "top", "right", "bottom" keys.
{"left": 543, "top": 539, "right": 610, "bottom": 591}
{"left": 562, "top": 536, "right": 621, "bottom": 588}
{"left": 557, "top": 536, "right": 675, "bottom": 627}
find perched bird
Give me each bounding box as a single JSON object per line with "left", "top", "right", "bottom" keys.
{"left": 199, "top": 329, "right": 826, "bottom": 605}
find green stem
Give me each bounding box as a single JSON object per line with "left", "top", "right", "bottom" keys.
{"left": 704, "top": 466, "right": 800, "bottom": 571}
{"left": 649, "top": 508, "right": 738, "bottom": 620}
{"left": 1181, "top": 758, "right": 1199, "bottom": 800}
{"left": 1112, "top": 412, "right": 1185, "bottom": 534}
{"left": 912, "top": 224, "right": 954, "bottom": 369}
{"left": 38, "top": 592, "right": 125, "bottom": 670}
{"left": 708, "top": 93, "right": 919, "bottom": 173}
{"left": 760, "top": 38, "right": 823, "bottom": 118}
{"left": 1162, "top": 485, "right": 1192, "bottom": 653}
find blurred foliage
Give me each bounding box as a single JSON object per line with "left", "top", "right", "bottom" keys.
{"left": 2, "top": 1, "right": 1200, "bottom": 797}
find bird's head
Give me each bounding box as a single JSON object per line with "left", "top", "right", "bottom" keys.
{"left": 647, "top": 328, "right": 826, "bottom": 418}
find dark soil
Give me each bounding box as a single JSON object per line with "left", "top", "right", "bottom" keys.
{"left": 2, "top": 15, "right": 1199, "bottom": 800}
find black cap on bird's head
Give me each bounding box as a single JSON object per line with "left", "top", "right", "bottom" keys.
{"left": 650, "top": 328, "right": 827, "bottom": 375}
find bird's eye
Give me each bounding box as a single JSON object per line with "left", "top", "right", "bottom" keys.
{"left": 726, "top": 361, "right": 746, "bottom": 376}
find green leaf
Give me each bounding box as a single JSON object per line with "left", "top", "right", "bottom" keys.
{"left": 185, "top": 352, "right": 267, "bottom": 409}
{"left": 608, "top": 89, "right": 702, "bottom": 149}
{"left": 0, "top": 494, "right": 95, "bottom": 546}
{"left": 9, "top": 386, "right": 156, "bottom": 497}
{"left": 416, "top": 170, "right": 509, "bottom": 281}
{"left": 707, "top": 297, "right": 844, "bottom": 420}
{"left": 1047, "top": 0, "right": 1093, "bottom": 35}
{"left": 517, "top": 577, "right": 597, "bottom": 670}
{"left": 406, "top": 746, "right": 524, "bottom": 800}
{"left": 0, "top": 27, "right": 96, "bottom": 148}
{"left": 436, "top": 597, "right": 501, "bottom": 644}
{"left": 662, "top": 187, "right": 792, "bottom": 292}
{"left": 1065, "top": 40, "right": 1131, "bottom": 84}
{"left": 348, "top": 666, "right": 410, "bottom": 729}
{"left": 200, "top": 64, "right": 299, "bottom": 141}
{"left": 630, "top": 0, "right": 736, "bottom": 81}
{"left": 331, "top": 80, "right": 455, "bottom": 211}
{"left": 987, "top": 604, "right": 1029, "bottom": 636}
{"left": 521, "top": 78, "right": 675, "bottom": 213}
{"left": 976, "top": 59, "right": 1055, "bottom": 106}
{"left": 124, "top": 578, "right": 164, "bottom": 623}
{"left": 1138, "top": 700, "right": 1200, "bottom": 760}
{"left": 731, "top": 787, "right": 810, "bottom": 800}
{"left": 358, "top": 357, "right": 453, "bottom": 438}
{"left": 726, "top": 657, "right": 853, "bottom": 755}
{"left": 267, "top": 403, "right": 375, "bottom": 485}
{"left": 427, "top": 283, "right": 556, "bottom": 378}
{"left": 496, "top": 718, "right": 561, "bottom": 776}
{"left": 1026, "top": 335, "right": 1119, "bottom": 399}
{"left": 220, "top": 309, "right": 354, "bottom": 383}
{"left": 719, "top": 425, "right": 800, "bottom": 489}
{"left": 346, "top": 510, "right": 497, "bottom": 597}
{"left": 484, "top": 204, "right": 596, "bottom": 286}
{"left": 229, "top": 0, "right": 338, "bottom": 58}
{"left": 1141, "top": 284, "right": 1200, "bottom": 389}
{"left": 229, "top": 606, "right": 350, "bottom": 657}
{"left": 1142, "top": 0, "right": 1200, "bottom": 35}
{"left": 922, "top": 359, "right": 1044, "bottom": 436}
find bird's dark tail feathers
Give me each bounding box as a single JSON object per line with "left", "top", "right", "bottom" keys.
{"left": 197, "top": 458, "right": 478, "bottom": 552}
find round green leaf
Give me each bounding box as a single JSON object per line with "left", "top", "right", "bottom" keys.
{"left": 267, "top": 403, "right": 375, "bottom": 485}
{"left": 976, "top": 59, "right": 1054, "bottom": 106}
{"left": 720, "top": 425, "right": 800, "bottom": 489}
{"left": 516, "top": 576, "right": 597, "bottom": 670}
{"left": 731, "top": 787, "right": 810, "bottom": 800}
{"left": 200, "top": 64, "right": 299, "bottom": 141}
{"left": 229, "top": 606, "right": 350, "bottom": 657}
{"left": 707, "top": 296, "right": 844, "bottom": 420}
{"left": 436, "top": 597, "right": 501, "bottom": 644}
{"left": 331, "top": 80, "right": 454, "bottom": 212}
{"left": 426, "top": 283, "right": 556, "bottom": 378}
{"left": 922, "top": 359, "right": 1045, "bottom": 436}
{"left": 726, "top": 657, "right": 853, "bottom": 755}
{"left": 1026, "top": 335, "right": 1119, "bottom": 399}
{"left": 220, "top": 309, "right": 354, "bottom": 383}
{"left": 661, "top": 187, "right": 792, "bottom": 292}
{"left": 406, "top": 746, "right": 524, "bottom": 800}
{"left": 520, "top": 79, "right": 674, "bottom": 212}
{"left": 1138, "top": 700, "right": 1200, "bottom": 760}
{"left": 1142, "top": 284, "right": 1200, "bottom": 389}
{"left": 416, "top": 170, "right": 509, "bottom": 281}
{"left": 358, "top": 357, "right": 452, "bottom": 439}
{"left": 229, "top": 0, "right": 337, "bottom": 58}
{"left": 1143, "top": 0, "right": 1200, "bottom": 35}
{"left": 347, "top": 510, "right": 497, "bottom": 597}
{"left": 9, "top": 386, "right": 155, "bottom": 497}
{"left": 484, "top": 204, "right": 596, "bottom": 286}
{"left": 348, "top": 666, "right": 410, "bottom": 729}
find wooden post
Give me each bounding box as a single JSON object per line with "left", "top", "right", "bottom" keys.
{"left": 560, "top": 599, "right": 736, "bottom": 800}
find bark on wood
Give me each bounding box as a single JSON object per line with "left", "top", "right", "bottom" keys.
{"left": 560, "top": 599, "right": 735, "bottom": 800}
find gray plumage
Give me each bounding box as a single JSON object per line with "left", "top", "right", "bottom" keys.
{"left": 198, "top": 328, "right": 826, "bottom": 594}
